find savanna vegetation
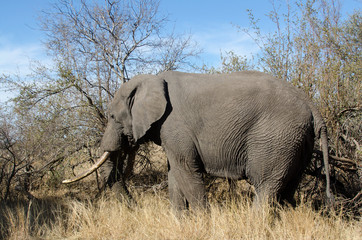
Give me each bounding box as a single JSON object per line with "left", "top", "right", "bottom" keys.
{"left": 0, "top": 0, "right": 360, "bottom": 239}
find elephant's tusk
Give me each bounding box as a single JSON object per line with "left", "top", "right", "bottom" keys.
{"left": 62, "top": 151, "right": 111, "bottom": 184}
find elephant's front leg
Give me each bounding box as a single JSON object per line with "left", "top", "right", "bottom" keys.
{"left": 168, "top": 167, "right": 188, "bottom": 211}
{"left": 98, "top": 152, "right": 134, "bottom": 204}
{"left": 168, "top": 159, "right": 207, "bottom": 211}
{"left": 98, "top": 159, "right": 113, "bottom": 192}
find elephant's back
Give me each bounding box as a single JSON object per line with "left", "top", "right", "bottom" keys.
{"left": 162, "top": 71, "right": 303, "bottom": 103}
{"left": 163, "top": 70, "right": 314, "bottom": 137}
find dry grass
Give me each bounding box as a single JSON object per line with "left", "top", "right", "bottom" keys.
{"left": 1, "top": 192, "right": 360, "bottom": 240}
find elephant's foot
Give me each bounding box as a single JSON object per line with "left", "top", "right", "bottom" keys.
{"left": 111, "top": 181, "right": 136, "bottom": 206}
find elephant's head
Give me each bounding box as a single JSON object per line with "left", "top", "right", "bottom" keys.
{"left": 62, "top": 75, "right": 168, "bottom": 184}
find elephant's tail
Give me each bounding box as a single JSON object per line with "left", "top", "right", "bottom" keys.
{"left": 319, "top": 124, "right": 334, "bottom": 206}
{"left": 312, "top": 108, "right": 334, "bottom": 207}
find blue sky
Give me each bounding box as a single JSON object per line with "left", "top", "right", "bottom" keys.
{"left": 0, "top": 0, "right": 360, "bottom": 78}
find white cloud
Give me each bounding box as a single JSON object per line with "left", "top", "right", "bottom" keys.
{"left": 0, "top": 37, "right": 51, "bottom": 76}
{"left": 192, "top": 24, "right": 259, "bottom": 66}
{"left": 0, "top": 36, "right": 53, "bottom": 102}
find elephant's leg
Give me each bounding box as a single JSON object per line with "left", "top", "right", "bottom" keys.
{"left": 278, "top": 183, "right": 297, "bottom": 207}
{"left": 254, "top": 180, "right": 300, "bottom": 208}
{"left": 123, "top": 148, "right": 137, "bottom": 179}
{"left": 98, "top": 159, "right": 114, "bottom": 192}
{"left": 162, "top": 129, "right": 207, "bottom": 210}
{"left": 112, "top": 157, "right": 135, "bottom": 204}
{"left": 278, "top": 162, "right": 308, "bottom": 207}
{"left": 279, "top": 143, "right": 313, "bottom": 207}
{"left": 111, "top": 179, "right": 134, "bottom": 204}
{"left": 97, "top": 153, "right": 134, "bottom": 204}
{"left": 253, "top": 189, "right": 269, "bottom": 209}
{"left": 113, "top": 151, "right": 136, "bottom": 204}
{"left": 253, "top": 181, "right": 279, "bottom": 208}
{"left": 168, "top": 168, "right": 188, "bottom": 211}
{"left": 170, "top": 167, "right": 207, "bottom": 210}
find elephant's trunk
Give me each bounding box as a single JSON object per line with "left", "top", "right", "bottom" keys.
{"left": 62, "top": 151, "right": 111, "bottom": 184}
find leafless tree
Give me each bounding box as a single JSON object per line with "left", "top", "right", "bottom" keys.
{"left": 0, "top": 0, "right": 200, "bottom": 199}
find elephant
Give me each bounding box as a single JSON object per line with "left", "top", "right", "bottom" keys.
{"left": 63, "top": 71, "right": 333, "bottom": 210}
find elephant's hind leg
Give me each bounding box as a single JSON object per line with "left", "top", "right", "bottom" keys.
{"left": 252, "top": 181, "right": 280, "bottom": 208}
{"left": 252, "top": 166, "right": 303, "bottom": 208}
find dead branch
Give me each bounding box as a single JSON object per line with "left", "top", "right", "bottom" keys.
{"left": 313, "top": 150, "right": 360, "bottom": 172}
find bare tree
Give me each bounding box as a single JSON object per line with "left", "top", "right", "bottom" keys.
{"left": 41, "top": 0, "right": 199, "bottom": 82}
{"left": 0, "top": 0, "right": 200, "bottom": 199}
{"left": 33, "top": 0, "right": 200, "bottom": 134}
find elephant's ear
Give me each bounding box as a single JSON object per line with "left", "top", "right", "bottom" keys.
{"left": 130, "top": 77, "right": 167, "bottom": 142}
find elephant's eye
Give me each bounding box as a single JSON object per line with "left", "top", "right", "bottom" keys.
{"left": 110, "top": 114, "right": 115, "bottom": 120}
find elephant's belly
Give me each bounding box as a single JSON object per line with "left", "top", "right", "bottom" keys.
{"left": 196, "top": 131, "right": 248, "bottom": 180}
{"left": 206, "top": 167, "right": 246, "bottom": 180}
{"left": 200, "top": 148, "right": 247, "bottom": 180}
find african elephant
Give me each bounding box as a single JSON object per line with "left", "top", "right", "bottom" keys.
{"left": 63, "top": 71, "right": 333, "bottom": 210}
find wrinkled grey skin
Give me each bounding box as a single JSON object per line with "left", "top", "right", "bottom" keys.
{"left": 100, "top": 71, "right": 332, "bottom": 210}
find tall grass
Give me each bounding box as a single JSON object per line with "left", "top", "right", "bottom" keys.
{"left": 0, "top": 193, "right": 360, "bottom": 240}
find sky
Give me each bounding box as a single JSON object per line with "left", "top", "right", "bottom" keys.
{"left": 0, "top": 0, "right": 361, "bottom": 97}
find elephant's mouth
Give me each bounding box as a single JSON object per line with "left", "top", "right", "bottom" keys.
{"left": 62, "top": 151, "right": 111, "bottom": 184}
